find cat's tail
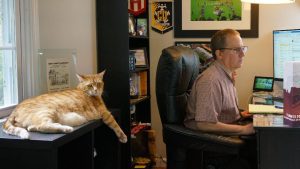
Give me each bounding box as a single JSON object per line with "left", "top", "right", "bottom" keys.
{"left": 102, "top": 111, "right": 127, "bottom": 143}
{"left": 2, "top": 114, "right": 29, "bottom": 139}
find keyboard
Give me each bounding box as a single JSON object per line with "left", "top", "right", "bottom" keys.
{"left": 271, "top": 96, "right": 284, "bottom": 101}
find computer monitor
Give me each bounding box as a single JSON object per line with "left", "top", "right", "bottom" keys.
{"left": 273, "top": 29, "right": 300, "bottom": 81}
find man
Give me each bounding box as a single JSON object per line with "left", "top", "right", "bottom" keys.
{"left": 185, "top": 28, "right": 257, "bottom": 169}
{"left": 184, "top": 29, "right": 254, "bottom": 135}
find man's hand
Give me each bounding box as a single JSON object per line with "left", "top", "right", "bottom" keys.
{"left": 241, "top": 110, "right": 252, "bottom": 118}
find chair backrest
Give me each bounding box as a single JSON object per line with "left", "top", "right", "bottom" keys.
{"left": 156, "top": 46, "right": 200, "bottom": 124}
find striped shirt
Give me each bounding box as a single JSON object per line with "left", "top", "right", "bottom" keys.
{"left": 184, "top": 61, "right": 241, "bottom": 129}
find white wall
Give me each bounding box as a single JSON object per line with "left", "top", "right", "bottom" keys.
{"left": 38, "top": 0, "right": 97, "bottom": 74}
{"left": 150, "top": 1, "right": 300, "bottom": 157}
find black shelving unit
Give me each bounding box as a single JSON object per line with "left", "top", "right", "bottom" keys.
{"left": 96, "top": 0, "right": 151, "bottom": 168}
{"left": 0, "top": 118, "right": 120, "bottom": 169}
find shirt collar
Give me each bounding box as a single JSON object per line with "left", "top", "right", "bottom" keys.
{"left": 215, "top": 60, "right": 233, "bottom": 80}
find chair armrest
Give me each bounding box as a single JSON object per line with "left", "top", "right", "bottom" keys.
{"left": 163, "top": 124, "right": 244, "bottom": 154}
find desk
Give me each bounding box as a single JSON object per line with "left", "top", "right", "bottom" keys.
{"left": 251, "top": 96, "right": 300, "bottom": 169}
{"left": 255, "top": 126, "right": 300, "bottom": 169}
{"left": 252, "top": 97, "right": 300, "bottom": 169}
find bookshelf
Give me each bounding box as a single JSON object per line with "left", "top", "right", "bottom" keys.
{"left": 96, "top": 0, "right": 152, "bottom": 168}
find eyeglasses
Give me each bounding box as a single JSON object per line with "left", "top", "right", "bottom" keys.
{"left": 219, "top": 46, "right": 248, "bottom": 54}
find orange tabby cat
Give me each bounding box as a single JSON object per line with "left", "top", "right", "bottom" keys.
{"left": 2, "top": 71, "right": 127, "bottom": 143}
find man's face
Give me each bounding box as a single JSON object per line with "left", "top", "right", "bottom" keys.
{"left": 216, "top": 35, "right": 246, "bottom": 71}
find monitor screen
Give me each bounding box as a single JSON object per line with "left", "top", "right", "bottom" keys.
{"left": 253, "top": 76, "right": 274, "bottom": 92}
{"left": 273, "top": 29, "right": 300, "bottom": 81}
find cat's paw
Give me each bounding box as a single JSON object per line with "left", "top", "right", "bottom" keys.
{"left": 62, "top": 126, "right": 74, "bottom": 133}
{"left": 19, "top": 130, "right": 29, "bottom": 139}
{"left": 27, "top": 125, "right": 37, "bottom": 131}
{"left": 119, "top": 134, "right": 128, "bottom": 143}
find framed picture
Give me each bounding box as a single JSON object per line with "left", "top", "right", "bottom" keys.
{"left": 38, "top": 49, "right": 77, "bottom": 94}
{"left": 175, "top": 41, "right": 211, "bottom": 50}
{"left": 175, "top": 41, "right": 214, "bottom": 73}
{"left": 174, "top": 0, "right": 259, "bottom": 38}
{"left": 136, "top": 18, "right": 148, "bottom": 36}
{"left": 130, "top": 48, "right": 148, "bottom": 68}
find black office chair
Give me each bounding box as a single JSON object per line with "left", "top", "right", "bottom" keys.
{"left": 155, "top": 46, "right": 245, "bottom": 169}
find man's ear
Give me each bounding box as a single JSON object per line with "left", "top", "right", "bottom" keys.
{"left": 215, "top": 50, "right": 222, "bottom": 60}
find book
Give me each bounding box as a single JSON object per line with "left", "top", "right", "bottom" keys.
{"left": 139, "top": 71, "right": 147, "bottom": 96}
{"left": 248, "top": 104, "right": 283, "bottom": 114}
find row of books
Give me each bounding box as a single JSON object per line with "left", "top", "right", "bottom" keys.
{"left": 130, "top": 71, "right": 148, "bottom": 98}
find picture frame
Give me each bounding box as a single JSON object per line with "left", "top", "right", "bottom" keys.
{"left": 136, "top": 18, "right": 148, "bottom": 36}
{"left": 174, "top": 0, "right": 259, "bottom": 38}
{"left": 38, "top": 49, "right": 77, "bottom": 94}
{"left": 130, "top": 48, "right": 148, "bottom": 68}
{"left": 175, "top": 41, "right": 211, "bottom": 50}
{"left": 175, "top": 41, "right": 214, "bottom": 73}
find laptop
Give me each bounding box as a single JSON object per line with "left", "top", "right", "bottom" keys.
{"left": 253, "top": 76, "right": 274, "bottom": 92}
{"left": 252, "top": 76, "right": 275, "bottom": 103}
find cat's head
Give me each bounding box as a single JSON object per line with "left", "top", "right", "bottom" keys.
{"left": 76, "top": 70, "right": 105, "bottom": 96}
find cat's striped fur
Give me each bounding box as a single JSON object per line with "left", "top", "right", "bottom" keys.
{"left": 2, "top": 71, "right": 127, "bottom": 143}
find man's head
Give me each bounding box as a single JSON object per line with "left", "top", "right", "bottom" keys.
{"left": 210, "top": 29, "right": 247, "bottom": 71}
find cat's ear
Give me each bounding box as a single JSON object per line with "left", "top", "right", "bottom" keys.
{"left": 98, "top": 70, "right": 106, "bottom": 79}
{"left": 76, "top": 74, "right": 85, "bottom": 82}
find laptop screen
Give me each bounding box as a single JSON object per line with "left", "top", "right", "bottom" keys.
{"left": 253, "top": 76, "right": 274, "bottom": 92}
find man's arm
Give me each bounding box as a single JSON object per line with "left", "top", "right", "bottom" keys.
{"left": 189, "top": 121, "right": 255, "bottom": 135}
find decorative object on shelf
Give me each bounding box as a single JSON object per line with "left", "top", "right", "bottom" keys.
{"left": 129, "top": 14, "right": 136, "bottom": 36}
{"left": 130, "top": 48, "right": 148, "bottom": 68}
{"left": 130, "top": 105, "right": 136, "bottom": 124}
{"left": 174, "top": 0, "right": 259, "bottom": 38}
{"left": 130, "top": 123, "right": 151, "bottom": 135}
{"left": 130, "top": 73, "right": 139, "bottom": 98}
{"left": 130, "top": 105, "right": 136, "bottom": 114}
{"left": 241, "top": 0, "right": 294, "bottom": 4}
{"left": 38, "top": 49, "right": 77, "bottom": 94}
{"left": 128, "top": 0, "right": 147, "bottom": 16}
{"left": 151, "top": 1, "right": 173, "bottom": 34}
{"left": 136, "top": 18, "right": 148, "bottom": 36}
{"left": 129, "top": 50, "right": 136, "bottom": 71}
